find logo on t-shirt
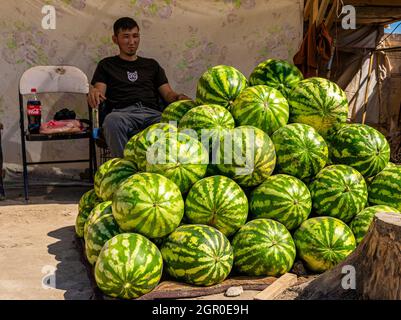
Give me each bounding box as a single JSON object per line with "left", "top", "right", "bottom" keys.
{"left": 127, "top": 71, "right": 138, "bottom": 82}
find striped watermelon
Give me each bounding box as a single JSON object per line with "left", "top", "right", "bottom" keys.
{"left": 216, "top": 126, "right": 276, "bottom": 188}
{"left": 94, "top": 233, "right": 163, "bottom": 299}
{"left": 112, "top": 172, "right": 184, "bottom": 238}
{"left": 124, "top": 123, "right": 177, "bottom": 171}
{"left": 232, "top": 219, "right": 296, "bottom": 277}
{"left": 368, "top": 165, "right": 401, "bottom": 211}
{"left": 83, "top": 201, "right": 112, "bottom": 240}
{"left": 250, "top": 174, "right": 311, "bottom": 230}
{"left": 160, "top": 224, "right": 233, "bottom": 286}
{"left": 75, "top": 189, "right": 102, "bottom": 238}
{"left": 271, "top": 123, "right": 328, "bottom": 182}
{"left": 386, "top": 162, "right": 398, "bottom": 168}
{"left": 178, "top": 104, "right": 235, "bottom": 143}
{"left": 231, "top": 85, "right": 289, "bottom": 136}
{"left": 84, "top": 201, "right": 121, "bottom": 265}
{"left": 350, "top": 205, "right": 400, "bottom": 244}
{"left": 195, "top": 65, "right": 248, "bottom": 110}
{"left": 293, "top": 217, "right": 356, "bottom": 273}
{"left": 146, "top": 132, "right": 209, "bottom": 194}
{"left": 329, "top": 124, "right": 390, "bottom": 178}
{"left": 184, "top": 175, "right": 248, "bottom": 237}
{"left": 249, "top": 59, "right": 304, "bottom": 98}
{"left": 309, "top": 165, "right": 368, "bottom": 223}
{"left": 94, "top": 158, "right": 137, "bottom": 201}
{"left": 288, "top": 77, "right": 349, "bottom": 137}
{"left": 123, "top": 133, "right": 139, "bottom": 163}
{"left": 160, "top": 100, "right": 197, "bottom": 125}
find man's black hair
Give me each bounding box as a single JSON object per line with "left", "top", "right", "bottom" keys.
{"left": 113, "top": 17, "right": 139, "bottom": 35}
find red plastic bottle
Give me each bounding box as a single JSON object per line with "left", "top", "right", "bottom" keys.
{"left": 27, "top": 88, "right": 42, "bottom": 134}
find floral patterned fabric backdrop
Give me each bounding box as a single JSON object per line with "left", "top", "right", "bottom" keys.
{"left": 0, "top": 0, "right": 303, "bottom": 177}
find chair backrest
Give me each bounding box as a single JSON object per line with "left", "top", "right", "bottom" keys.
{"left": 19, "top": 66, "right": 89, "bottom": 95}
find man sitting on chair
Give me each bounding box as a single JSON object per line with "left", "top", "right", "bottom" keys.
{"left": 88, "top": 17, "right": 190, "bottom": 158}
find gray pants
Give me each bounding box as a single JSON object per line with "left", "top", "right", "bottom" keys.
{"left": 102, "top": 102, "right": 161, "bottom": 158}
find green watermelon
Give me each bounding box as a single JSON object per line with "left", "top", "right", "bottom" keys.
{"left": 75, "top": 189, "right": 102, "bottom": 238}
{"left": 249, "top": 59, "right": 303, "bottom": 98}
{"left": 387, "top": 162, "right": 398, "bottom": 168}
{"left": 124, "top": 123, "right": 177, "bottom": 171}
{"left": 368, "top": 165, "right": 401, "bottom": 211}
{"left": 328, "top": 124, "right": 390, "bottom": 178}
{"left": 350, "top": 205, "right": 400, "bottom": 244}
{"left": 146, "top": 132, "right": 208, "bottom": 194}
{"left": 184, "top": 175, "right": 248, "bottom": 237}
{"left": 94, "top": 158, "right": 137, "bottom": 201}
{"left": 83, "top": 200, "right": 113, "bottom": 239}
{"left": 94, "top": 233, "right": 163, "bottom": 299}
{"left": 309, "top": 165, "right": 368, "bottom": 223}
{"left": 84, "top": 201, "right": 121, "bottom": 265}
{"left": 123, "top": 133, "right": 139, "bottom": 163}
{"left": 178, "top": 104, "right": 235, "bottom": 144}
{"left": 160, "top": 99, "right": 197, "bottom": 125}
{"left": 216, "top": 126, "right": 276, "bottom": 188}
{"left": 112, "top": 172, "right": 184, "bottom": 238}
{"left": 271, "top": 123, "right": 328, "bottom": 182}
{"left": 196, "top": 65, "right": 248, "bottom": 110}
{"left": 231, "top": 85, "right": 289, "bottom": 136}
{"left": 232, "top": 219, "right": 296, "bottom": 277}
{"left": 288, "top": 77, "right": 349, "bottom": 137}
{"left": 160, "top": 224, "right": 233, "bottom": 286}
{"left": 293, "top": 217, "right": 356, "bottom": 273}
{"left": 250, "top": 174, "right": 311, "bottom": 230}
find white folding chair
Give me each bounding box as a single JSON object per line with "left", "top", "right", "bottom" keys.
{"left": 18, "top": 66, "right": 97, "bottom": 201}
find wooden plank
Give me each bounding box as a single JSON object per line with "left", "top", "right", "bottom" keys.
{"left": 325, "top": 2, "right": 401, "bottom": 27}
{"left": 138, "top": 276, "right": 277, "bottom": 300}
{"left": 345, "top": 0, "right": 401, "bottom": 6}
{"left": 254, "top": 273, "right": 297, "bottom": 300}
{"left": 317, "top": 0, "right": 330, "bottom": 25}
{"left": 355, "top": 6, "right": 401, "bottom": 18}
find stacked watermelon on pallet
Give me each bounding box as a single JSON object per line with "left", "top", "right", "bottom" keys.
{"left": 76, "top": 58, "right": 401, "bottom": 299}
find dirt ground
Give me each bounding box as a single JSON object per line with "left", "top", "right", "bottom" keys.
{"left": 0, "top": 184, "right": 94, "bottom": 300}
{"left": 0, "top": 183, "right": 311, "bottom": 300}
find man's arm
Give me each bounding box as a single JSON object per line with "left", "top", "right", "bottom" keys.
{"left": 158, "top": 83, "right": 190, "bottom": 104}
{"left": 88, "top": 82, "right": 107, "bottom": 109}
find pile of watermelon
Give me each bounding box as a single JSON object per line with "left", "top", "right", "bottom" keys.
{"left": 76, "top": 59, "right": 401, "bottom": 299}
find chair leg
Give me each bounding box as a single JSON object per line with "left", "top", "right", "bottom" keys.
{"left": 21, "top": 138, "right": 29, "bottom": 202}
{"left": 0, "top": 127, "right": 5, "bottom": 200}
{"left": 89, "top": 136, "right": 95, "bottom": 183}
{"left": 92, "top": 137, "right": 98, "bottom": 173}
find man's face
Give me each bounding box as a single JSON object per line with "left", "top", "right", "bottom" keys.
{"left": 113, "top": 27, "right": 140, "bottom": 56}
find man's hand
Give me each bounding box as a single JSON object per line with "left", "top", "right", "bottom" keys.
{"left": 177, "top": 93, "right": 191, "bottom": 101}
{"left": 88, "top": 84, "right": 107, "bottom": 109}
{"left": 159, "top": 83, "right": 192, "bottom": 104}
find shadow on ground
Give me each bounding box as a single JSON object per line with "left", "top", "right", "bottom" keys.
{"left": 47, "top": 226, "right": 94, "bottom": 300}
{"left": 0, "top": 184, "right": 92, "bottom": 206}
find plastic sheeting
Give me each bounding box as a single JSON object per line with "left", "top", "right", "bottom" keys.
{"left": 0, "top": 0, "right": 303, "bottom": 176}
{"left": 330, "top": 26, "right": 401, "bottom": 162}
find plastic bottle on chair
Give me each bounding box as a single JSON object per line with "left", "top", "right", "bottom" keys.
{"left": 27, "top": 88, "right": 42, "bottom": 134}
{"left": 92, "top": 107, "right": 100, "bottom": 139}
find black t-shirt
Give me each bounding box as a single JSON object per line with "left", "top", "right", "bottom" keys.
{"left": 91, "top": 55, "right": 168, "bottom": 110}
